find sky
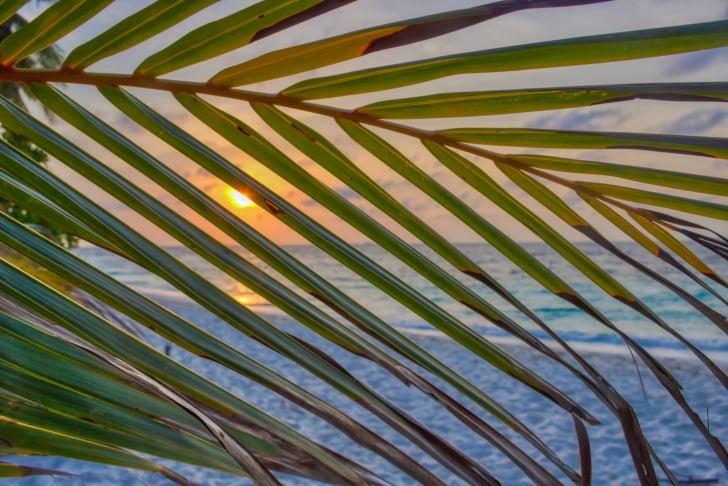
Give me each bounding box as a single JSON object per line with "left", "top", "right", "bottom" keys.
{"left": 14, "top": 0, "right": 728, "bottom": 247}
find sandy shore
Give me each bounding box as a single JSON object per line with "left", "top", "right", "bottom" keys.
{"left": 10, "top": 295, "right": 728, "bottom": 485}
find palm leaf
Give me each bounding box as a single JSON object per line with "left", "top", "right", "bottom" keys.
{"left": 283, "top": 19, "right": 728, "bottom": 99}
{"left": 0, "top": 461, "right": 70, "bottom": 479}
{"left": 209, "top": 0, "right": 612, "bottom": 87}
{"left": 357, "top": 83, "right": 728, "bottom": 119}
{"left": 510, "top": 154, "right": 728, "bottom": 197}
{"left": 0, "top": 1, "right": 726, "bottom": 484}
{"left": 0, "top": 0, "right": 112, "bottom": 67}
{"left": 61, "top": 0, "right": 221, "bottom": 72}
{"left": 579, "top": 182, "right": 728, "bottom": 220}
{"left": 440, "top": 128, "right": 728, "bottom": 159}
{"left": 135, "top": 0, "right": 356, "bottom": 77}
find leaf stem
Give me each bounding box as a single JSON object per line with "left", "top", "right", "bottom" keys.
{"left": 0, "top": 67, "right": 677, "bottom": 223}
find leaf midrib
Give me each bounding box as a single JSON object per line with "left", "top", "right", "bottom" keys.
{"left": 0, "top": 67, "right": 684, "bottom": 223}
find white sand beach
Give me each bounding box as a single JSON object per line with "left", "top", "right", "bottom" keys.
{"left": 13, "top": 291, "right": 726, "bottom": 486}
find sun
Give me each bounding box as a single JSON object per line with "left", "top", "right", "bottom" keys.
{"left": 226, "top": 187, "right": 255, "bottom": 208}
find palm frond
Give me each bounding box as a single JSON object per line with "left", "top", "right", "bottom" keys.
{"left": 0, "top": 1, "right": 726, "bottom": 484}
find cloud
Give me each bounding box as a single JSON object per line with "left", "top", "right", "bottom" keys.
{"left": 299, "top": 197, "right": 318, "bottom": 207}
{"left": 378, "top": 178, "right": 411, "bottom": 192}
{"left": 661, "top": 48, "right": 728, "bottom": 77}
{"left": 112, "top": 113, "right": 144, "bottom": 135}
{"left": 395, "top": 195, "right": 433, "bottom": 213}
{"left": 334, "top": 186, "right": 364, "bottom": 201}
{"left": 660, "top": 108, "right": 728, "bottom": 135}
{"left": 529, "top": 108, "right": 629, "bottom": 131}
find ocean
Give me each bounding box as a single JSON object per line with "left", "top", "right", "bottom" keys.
{"left": 74, "top": 240, "right": 728, "bottom": 359}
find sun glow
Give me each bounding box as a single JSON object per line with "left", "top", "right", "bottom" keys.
{"left": 227, "top": 187, "right": 255, "bottom": 208}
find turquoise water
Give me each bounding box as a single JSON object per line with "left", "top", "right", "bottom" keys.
{"left": 74, "top": 241, "right": 728, "bottom": 356}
